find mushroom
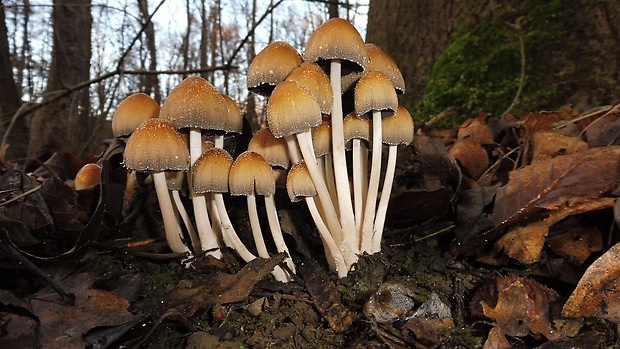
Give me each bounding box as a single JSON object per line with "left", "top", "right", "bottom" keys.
{"left": 159, "top": 76, "right": 228, "bottom": 258}
{"left": 266, "top": 80, "right": 356, "bottom": 268}
{"left": 247, "top": 41, "right": 303, "bottom": 97}
{"left": 123, "top": 118, "right": 191, "bottom": 256}
{"left": 343, "top": 112, "right": 371, "bottom": 237}
{"left": 192, "top": 147, "right": 255, "bottom": 262}
{"left": 287, "top": 161, "right": 348, "bottom": 278}
{"left": 74, "top": 163, "right": 102, "bottom": 191}
{"left": 304, "top": 18, "right": 369, "bottom": 252}
{"left": 354, "top": 71, "right": 398, "bottom": 253}
{"left": 111, "top": 92, "right": 160, "bottom": 139}
{"left": 229, "top": 151, "right": 293, "bottom": 282}
{"left": 372, "top": 107, "right": 414, "bottom": 253}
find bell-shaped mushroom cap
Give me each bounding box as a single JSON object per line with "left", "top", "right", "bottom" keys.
{"left": 159, "top": 76, "right": 228, "bottom": 131}
{"left": 229, "top": 151, "right": 275, "bottom": 196}
{"left": 220, "top": 93, "right": 243, "bottom": 133}
{"left": 286, "top": 161, "right": 317, "bottom": 202}
{"left": 124, "top": 118, "right": 189, "bottom": 172}
{"left": 312, "top": 120, "right": 332, "bottom": 158}
{"left": 365, "top": 43, "right": 405, "bottom": 94}
{"left": 343, "top": 112, "right": 370, "bottom": 144}
{"left": 112, "top": 93, "right": 160, "bottom": 137}
{"left": 382, "top": 106, "right": 415, "bottom": 146}
{"left": 247, "top": 41, "right": 302, "bottom": 97}
{"left": 354, "top": 71, "right": 398, "bottom": 119}
{"left": 192, "top": 147, "right": 233, "bottom": 193}
{"left": 266, "top": 80, "right": 322, "bottom": 138}
{"left": 304, "top": 18, "right": 369, "bottom": 74}
{"left": 74, "top": 163, "right": 102, "bottom": 191}
{"left": 285, "top": 62, "right": 333, "bottom": 114}
{"left": 247, "top": 127, "right": 290, "bottom": 169}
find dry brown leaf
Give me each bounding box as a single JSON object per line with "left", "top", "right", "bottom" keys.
{"left": 19, "top": 272, "right": 136, "bottom": 349}
{"left": 490, "top": 146, "right": 620, "bottom": 227}
{"left": 449, "top": 139, "right": 489, "bottom": 179}
{"left": 457, "top": 114, "right": 494, "bottom": 145}
{"left": 562, "top": 241, "right": 620, "bottom": 324}
{"left": 494, "top": 198, "right": 614, "bottom": 264}
{"left": 483, "top": 326, "right": 511, "bottom": 349}
{"left": 531, "top": 131, "right": 588, "bottom": 162}
{"left": 546, "top": 226, "right": 603, "bottom": 265}
{"left": 477, "top": 277, "right": 563, "bottom": 341}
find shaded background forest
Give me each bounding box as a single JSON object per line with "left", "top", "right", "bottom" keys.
{"left": 0, "top": 0, "right": 619, "bottom": 170}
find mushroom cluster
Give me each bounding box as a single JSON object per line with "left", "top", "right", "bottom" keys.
{"left": 111, "top": 18, "right": 413, "bottom": 280}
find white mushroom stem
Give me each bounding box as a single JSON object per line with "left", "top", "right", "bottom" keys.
{"left": 170, "top": 189, "right": 201, "bottom": 252}
{"left": 247, "top": 194, "right": 291, "bottom": 282}
{"left": 209, "top": 134, "right": 227, "bottom": 242}
{"left": 329, "top": 59, "right": 357, "bottom": 253}
{"left": 360, "top": 110, "right": 383, "bottom": 253}
{"left": 351, "top": 138, "right": 368, "bottom": 237}
{"left": 213, "top": 193, "right": 256, "bottom": 262}
{"left": 264, "top": 194, "right": 296, "bottom": 274}
{"left": 189, "top": 128, "right": 221, "bottom": 257}
{"left": 304, "top": 197, "right": 348, "bottom": 278}
{"left": 372, "top": 145, "right": 397, "bottom": 253}
{"left": 296, "top": 130, "right": 357, "bottom": 267}
{"left": 152, "top": 172, "right": 190, "bottom": 255}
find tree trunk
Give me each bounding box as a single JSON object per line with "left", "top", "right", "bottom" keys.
{"left": 0, "top": 4, "right": 26, "bottom": 162}
{"left": 366, "top": 0, "right": 620, "bottom": 115}
{"left": 27, "top": 0, "right": 92, "bottom": 166}
{"left": 137, "top": 0, "right": 161, "bottom": 103}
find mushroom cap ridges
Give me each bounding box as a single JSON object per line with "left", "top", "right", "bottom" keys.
{"left": 229, "top": 151, "right": 276, "bottom": 196}
{"left": 112, "top": 93, "right": 160, "bottom": 137}
{"left": 124, "top": 118, "right": 189, "bottom": 172}
{"left": 365, "top": 43, "right": 405, "bottom": 94}
{"left": 304, "top": 18, "right": 369, "bottom": 74}
{"left": 247, "top": 41, "right": 303, "bottom": 96}
{"left": 354, "top": 71, "right": 398, "bottom": 118}
{"left": 382, "top": 106, "right": 415, "bottom": 146}
{"left": 285, "top": 62, "right": 333, "bottom": 114}
{"left": 286, "top": 161, "right": 317, "bottom": 202}
{"left": 266, "top": 80, "right": 322, "bottom": 138}
{"left": 247, "top": 127, "right": 290, "bottom": 169}
{"left": 159, "top": 76, "right": 228, "bottom": 130}
{"left": 192, "top": 147, "right": 233, "bottom": 193}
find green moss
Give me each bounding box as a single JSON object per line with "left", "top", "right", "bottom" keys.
{"left": 412, "top": 0, "right": 572, "bottom": 126}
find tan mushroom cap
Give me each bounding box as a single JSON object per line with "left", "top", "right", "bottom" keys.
{"left": 74, "top": 163, "right": 102, "bottom": 191}
{"left": 312, "top": 120, "right": 332, "bottom": 157}
{"left": 354, "top": 71, "right": 398, "bottom": 119}
{"left": 165, "top": 171, "right": 186, "bottom": 191}
{"left": 365, "top": 43, "right": 405, "bottom": 94}
{"left": 304, "top": 18, "right": 369, "bottom": 74}
{"left": 266, "top": 80, "right": 322, "bottom": 138}
{"left": 343, "top": 112, "right": 370, "bottom": 144}
{"left": 124, "top": 118, "right": 189, "bottom": 172}
{"left": 247, "top": 41, "right": 303, "bottom": 97}
{"left": 382, "top": 106, "right": 415, "bottom": 146}
{"left": 220, "top": 93, "right": 243, "bottom": 133}
{"left": 159, "top": 76, "right": 228, "bottom": 131}
{"left": 285, "top": 62, "right": 333, "bottom": 114}
{"left": 112, "top": 93, "right": 160, "bottom": 137}
{"left": 192, "top": 147, "right": 233, "bottom": 193}
{"left": 247, "top": 127, "right": 290, "bottom": 169}
{"left": 286, "top": 161, "right": 317, "bottom": 202}
{"left": 229, "top": 151, "right": 275, "bottom": 196}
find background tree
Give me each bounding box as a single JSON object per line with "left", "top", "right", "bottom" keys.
{"left": 26, "top": 0, "right": 92, "bottom": 167}
{"left": 367, "top": 0, "right": 620, "bottom": 123}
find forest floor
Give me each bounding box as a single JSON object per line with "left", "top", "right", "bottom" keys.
{"left": 1, "top": 104, "right": 620, "bottom": 348}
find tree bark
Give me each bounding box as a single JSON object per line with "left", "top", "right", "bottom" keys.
{"left": 137, "top": 0, "right": 161, "bottom": 103}
{"left": 27, "top": 0, "right": 92, "bottom": 166}
{"left": 0, "top": 4, "right": 26, "bottom": 161}
{"left": 366, "top": 0, "right": 620, "bottom": 112}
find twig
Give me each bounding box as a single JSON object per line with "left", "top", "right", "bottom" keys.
{"left": 0, "top": 185, "right": 42, "bottom": 208}
{"left": 501, "top": 20, "right": 526, "bottom": 117}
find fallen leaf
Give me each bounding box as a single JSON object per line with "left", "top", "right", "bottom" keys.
{"left": 490, "top": 146, "right": 620, "bottom": 228}
{"left": 457, "top": 114, "right": 494, "bottom": 145}
{"left": 562, "top": 241, "right": 620, "bottom": 324}
{"left": 546, "top": 226, "right": 603, "bottom": 265}
{"left": 473, "top": 277, "right": 563, "bottom": 341}
{"left": 494, "top": 198, "right": 614, "bottom": 264}
{"left": 1, "top": 272, "right": 137, "bottom": 349}
{"left": 483, "top": 326, "right": 510, "bottom": 349}
{"left": 161, "top": 254, "right": 285, "bottom": 317}
{"left": 531, "top": 131, "right": 588, "bottom": 162}
{"left": 449, "top": 139, "right": 489, "bottom": 179}
{"left": 454, "top": 184, "right": 499, "bottom": 243}
{"left": 584, "top": 109, "right": 620, "bottom": 147}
